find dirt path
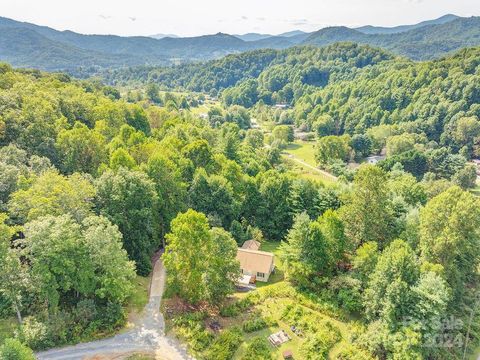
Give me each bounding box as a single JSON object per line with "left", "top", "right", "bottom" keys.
{"left": 36, "top": 258, "right": 192, "bottom": 360}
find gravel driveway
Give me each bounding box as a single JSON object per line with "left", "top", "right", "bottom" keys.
{"left": 36, "top": 258, "right": 192, "bottom": 360}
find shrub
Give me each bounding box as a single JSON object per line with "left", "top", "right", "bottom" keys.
{"left": 219, "top": 304, "right": 240, "bottom": 317}
{"left": 242, "top": 318, "right": 268, "bottom": 333}
{"left": 219, "top": 297, "right": 253, "bottom": 318}
{"left": 15, "top": 317, "right": 50, "bottom": 350}
{"left": 176, "top": 322, "right": 213, "bottom": 352}
{"left": 99, "top": 302, "right": 126, "bottom": 330}
{"left": 334, "top": 343, "right": 375, "bottom": 360}
{"left": 172, "top": 311, "right": 208, "bottom": 327}
{"left": 241, "top": 337, "right": 272, "bottom": 360}
{"left": 300, "top": 322, "right": 341, "bottom": 359}
{"left": 328, "top": 276, "right": 363, "bottom": 313}
{"left": 0, "top": 338, "right": 35, "bottom": 360}
{"left": 204, "top": 327, "right": 243, "bottom": 360}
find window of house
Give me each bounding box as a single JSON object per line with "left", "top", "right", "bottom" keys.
{"left": 257, "top": 272, "right": 265, "bottom": 278}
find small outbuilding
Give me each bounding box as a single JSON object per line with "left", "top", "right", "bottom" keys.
{"left": 242, "top": 239, "right": 261, "bottom": 251}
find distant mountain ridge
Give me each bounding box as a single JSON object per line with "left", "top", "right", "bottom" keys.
{"left": 0, "top": 14, "right": 477, "bottom": 73}
{"left": 303, "top": 16, "right": 480, "bottom": 60}
{"left": 355, "top": 14, "right": 460, "bottom": 34}
{"left": 149, "top": 33, "right": 179, "bottom": 39}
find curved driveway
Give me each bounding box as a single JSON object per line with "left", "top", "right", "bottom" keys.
{"left": 36, "top": 259, "right": 192, "bottom": 360}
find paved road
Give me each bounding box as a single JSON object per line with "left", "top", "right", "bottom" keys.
{"left": 36, "top": 258, "right": 192, "bottom": 360}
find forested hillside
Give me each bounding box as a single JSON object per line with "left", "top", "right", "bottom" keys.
{"left": 304, "top": 16, "right": 480, "bottom": 60}
{"left": 105, "top": 43, "right": 393, "bottom": 93}
{"left": 1, "top": 45, "right": 480, "bottom": 359}
{"left": 120, "top": 43, "right": 480, "bottom": 180}
{"left": 0, "top": 15, "right": 479, "bottom": 74}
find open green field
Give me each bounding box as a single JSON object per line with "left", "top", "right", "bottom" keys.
{"left": 283, "top": 141, "right": 337, "bottom": 184}
{"left": 284, "top": 141, "right": 317, "bottom": 167}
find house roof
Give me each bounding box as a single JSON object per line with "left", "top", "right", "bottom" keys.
{"left": 236, "top": 248, "right": 274, "bottom": 274}
{"left": 242, "top": 240, "right": 261, "bottom": 250}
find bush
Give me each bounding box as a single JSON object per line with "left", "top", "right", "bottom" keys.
{"left": 14, "top": 301, "right": 127, "bottom": 350}
{"left": 219, "top": 298, "right": 253, "bottom": 318}
{"left": 176, "top": 322, "right": 213, "bottom": 352}
{"left": 204, "top": 327, "right": 243, "bottom": 360}
{"left": 172, "top": 311, "right": 213, "bottom": 353}
{"left": 334, "top": 343, "right": 375, "bottom": 360}
{"left": 219, "top": 304, "right": 240, "bottom": 317}
{"left": 241, "top": 337, "right": 272, "bottom": 360}
{"left": 300, "top": 322, "right": 341, "bottom": 360}
{"left": 172, "top": 311, "right": 208, "bottom": 327}
{"left": 0, "top": 338, "right": 35, "bottom": 360}
{"left": 99, "top": 302, "right": 126, "bottom": 330}
{"left": 242, "top": 318, "right": 268, "bottom": 333}
{"left": 15, "top": 317, "right": 50, "bottom": 350}
{"left": 328, "top": 276, "right": 363, "bottom": 313}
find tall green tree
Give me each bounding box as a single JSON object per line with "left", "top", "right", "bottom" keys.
{"left": 0, "top": 214, "right": 30, "bottom": 323}
{"left": 143, "top": 153, "right": 186, "bottom": 243}
{"left": 419, "top": 186, "right": 480, "bottom": 297}
{"left": 341, "top": 165, "right": 394, "bottom": 248}
{"left": 364, "top": 239, "right": 420, "bottom": 327}
{"left": 23, "top": 214, "right": 135, "bottom": 311}
{"left": 95, "top": 168, "right": 158, "bottom": 275}
{"left": 163, "top": 210, "right": 239, "bottom": 304}
{"left": 188, "top": 169, "right": 237, "bottom": 228}
{"left": 256, "top": 170, "right": 293, "bottom": 241}
{"left": 8, "top": 171, "right": 95, "bottom": 224}
{"left": 56, "top": 122, "right": 107, "bottom": 175}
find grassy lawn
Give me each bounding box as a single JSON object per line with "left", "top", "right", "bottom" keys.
{"left": 229, "top": 288, "right": 351, "bottom": 359}
{"left": 128, "top": 275, "right": 150, "bottom": 313}
{"left": 257, "top": 241, "right": 284, "bottom": 289}
{"left": 283, "top": 141, "right": 337, "bottom": 184}
{"left": 233, "top": 320, "right": 302, "bottom": 360}
{"left": 0, "top": 317, "right": 17, "bottom": 345}
{"left": 125, "top": 275, "right": 150, "bottom": 326}
{"left": 283, "top": 156, "right": 336, "bottom": 184}
{"left": 284, "top": 141, "right": 317, "bottom": 167}
{"left": 190, "top": 104, "right": 210, "bottom": 116}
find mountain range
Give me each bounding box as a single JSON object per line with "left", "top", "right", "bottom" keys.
{"left": 0, "top": 14, "right": 478, "bottom": 74}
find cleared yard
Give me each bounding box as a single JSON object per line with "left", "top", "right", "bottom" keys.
{"left": 283, "top": 141, "right": 337, "bottom": 184}
{"left": 284, "top": 141, "right": 318, "bottom": 167}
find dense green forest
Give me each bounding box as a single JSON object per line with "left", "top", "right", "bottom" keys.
{"left": 1, "top": 41, "right": 480, "bottom": 359}
{"left": 108, "top": 44, "right": 480, "bottom": 183}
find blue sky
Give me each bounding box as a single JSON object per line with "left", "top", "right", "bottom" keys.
{"left": 1, "top": 0, "right": 478, "bottom": 36}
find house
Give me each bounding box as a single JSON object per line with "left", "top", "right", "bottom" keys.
{"left": 236, "top": 245, "right": 275, "bottom": 282}
{"left": 242, "top": 239, "right": 261, "bottom": 250}
{"left": 274, "top": 103, "right": 290, "bottom": 110}
{"left": 366, "top": 155, "right": 386, "bottom": 164}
